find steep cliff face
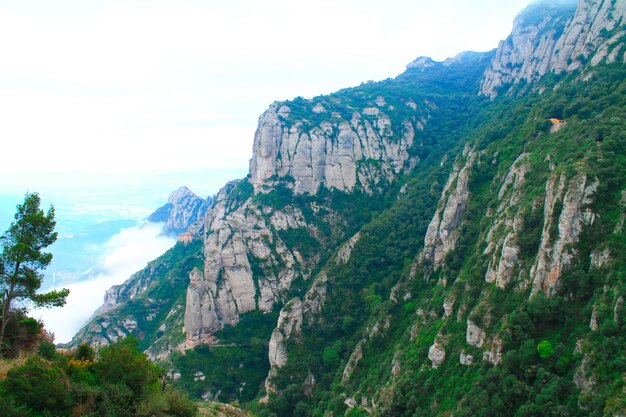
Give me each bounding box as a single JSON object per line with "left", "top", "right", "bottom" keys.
{"left": 182, "top": 180, "right": 318, "bottom": 348}
{"left": 420, "top": 146, "right": 475, "bottom": 270}
{"left": 148, "top": 186, "right": 210, "bottom": 233}
{"left": 257, "top": 4, "right": 625, "bottom": 408}
{"left": 481, "top": 0, "right": 626, "bottom": 97}
{"left": 483, "top": 153, "right": 530, "bottom": 288}
{"left": 529, "top": 173, "right": 598, "bottom": 296}
{"left": 249, "top": 101, "right": 420, "bottom": 195}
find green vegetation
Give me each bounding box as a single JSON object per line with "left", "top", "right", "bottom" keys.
{"left": 0, "top": 193, "right": 69, "bottom": 357}
{"left": 254, "top": 63, "right": 626, "bottom": 417}
{"left": 0, "top": 337, "right": 197, "bottom": 416}
{"left": 170, "top": 310, "right": 278, "bottom": 403}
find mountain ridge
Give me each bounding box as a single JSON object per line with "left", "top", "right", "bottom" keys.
{"left": 69, "top": 1, "right": 625, "bottom": 415}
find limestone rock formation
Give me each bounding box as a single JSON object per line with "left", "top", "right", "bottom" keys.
{"left": 302, "top": 271, "right": 328, "bottom": 318}
{"left": 466, "top": 319, "right": 487, "bottom": 348}
{"left": 336, "top": 232, "right": 361, "bottom": 264}
{"left": 183, "top": 267, "right": 220, "bottom": 349}
{"left": 182, "top": 179, "right": 319, "bottom": 348}
{"left": 483, "top": 153, "right": 530, "bottom": 287}
{"left": 443, "top": 297, "right": 455, "bottom": 318}
{"left": 530, "top": 174, "right": 598, "bottom": 296}
{"left": 268, "top": 298, "right": 303, "bottom": 368}
{"left": 421, "top": 147, "right": 475, "bottom": 269}
{"left": 262, "top": 271, "right": 330, "bottom": 396}
{"left": 249, "top": 99, "right": 420, "bottom": 194}
{"left": 406, "top": 56, "right": 436, "bottom": 70}
{"left": 342, "top": 341, "right": 365, "bottom": 384}
{"left": 483, "top": 336, "right": 504, "bottom": 365}
{"left": 262, "top": 298, "right": 304, "bottom": 398}
{"left": 148, "top": 186, "right": 210, "bottom": 233}
{"left": 481, "top": 0, "right": 626, "bottom": 97}
{"left": 460, "top": 351, "right": 474, "bottom": 366}
{"left": 428, "top": 339, "right": 446, "bottom": 368}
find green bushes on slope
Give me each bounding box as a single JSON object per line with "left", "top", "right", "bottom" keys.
{"left": 0, "top": 337, "right": 197, "bottom": 417}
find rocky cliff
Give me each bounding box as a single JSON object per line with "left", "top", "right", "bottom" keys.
{"left": 182, "top": 179, "right": 316, "bottom": 349}
{"left": 249, "top": 101, "right": 419, "bottom": 195}
{"left": 420, "top": 146, "right": 475, "bottom": 271}
{"left": 481, "top": 0, "right": 626, "bottom": 97}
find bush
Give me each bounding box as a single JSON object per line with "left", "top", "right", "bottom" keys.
{"left": 2, "top": 356, "right": 69, "bottom": 412}
{"left": 37, "top": 339, "right": 57, "bottom": 360}
{"left": 93, "top": 336, "right": 161, "bottom": 396}
{"left": 537, "top": 340, "right": 555, "bottom": 359}
{"left": 76, "top": 342, "right": 96, "bottom": 361}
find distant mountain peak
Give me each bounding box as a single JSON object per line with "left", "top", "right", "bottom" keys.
{"left": 168, "top": 186, "right": 195, "bottom": 204}
{"left": 148, "top": 186, "right": 210, "bottom": 233}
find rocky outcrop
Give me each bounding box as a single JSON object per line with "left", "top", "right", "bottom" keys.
{"left": 249, "top": 100, "right": 420, "bottom": 194}
{"left": 483, "top": 153, "right": 530, "bottom": 287}
{"left": 443, "top": 297, "right": 455, "bottom": 318}
{"left": 428, "top": 339, "right": 446, "bottom": 368}
{"left": 336, "top": 232, "right": 361, "bottom": 264}
{"left": 589, "top": 247, "right": 611, "bottom": 269}
{"left": 182, "top": 180, "right": 316, "bottom": 348}
{"left": 406, "top": 56, "right": 436, "bottom": 70}
{"left": 530, "top": 174, "right": 598, "bottom": 296}
{"left": 342, "top": 341, "right": 365, "bottom": 384}
{"left": 466, "top": 319, "right": 487, "bottom": 348}
{"left": 481, "top": 0, "right": 626, "bottom": 98}
{"left": 421, "top": 147, "right": 475, "bottom": 269}
{"left": 262, "top": 298, "right": 304, "bottom": 399}
{"left": 302, "top": 271, "right": 328, "bottom": 318}
{"left": 183, "top": 268, "right": 219, "bottom": 349}
{"left": 460, "top": 351, "right": 474, "bottom": 366}
{"left": 263, "top": 271, "right": 329, "bottom": 397}
{"left": 342, "top": 316, "right": 391, "bottom": 384}
{"left": 148, "top": 186, "right": 210, "bottom": 233}
{"left": 483, "top": 336, "right": 503, "bottom": 365}
{"left": 267, "top": 298, "right": 303, "bottom": 368}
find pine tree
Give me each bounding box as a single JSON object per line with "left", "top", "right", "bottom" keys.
{"left": 0, "top": 192, "right": 69, "bottom": 354}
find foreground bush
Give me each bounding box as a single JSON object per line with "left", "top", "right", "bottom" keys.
{"left": 0, "top": 336, "right": 197, "bottom": 416}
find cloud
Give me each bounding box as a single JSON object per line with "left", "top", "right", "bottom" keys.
{"left": 32, "top": 221, "right": 176, "bottom": 344}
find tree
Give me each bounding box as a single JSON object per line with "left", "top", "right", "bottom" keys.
{"left": 0, "top": 192, "right": 69, "bottom": 354}
{"left": 537, "top": 340, "right": 555, "bottom": 359}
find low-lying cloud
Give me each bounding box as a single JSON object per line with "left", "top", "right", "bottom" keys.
{"left": 32, "top": 221, "right": 176, "bottom": 344}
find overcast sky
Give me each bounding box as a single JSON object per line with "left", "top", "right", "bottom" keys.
{"left": 0, "top": 0, "right": 532, "bottom": 179}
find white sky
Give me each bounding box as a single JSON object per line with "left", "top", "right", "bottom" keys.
{"left": 0, "top": 0, "right": 532, "bottom": 177}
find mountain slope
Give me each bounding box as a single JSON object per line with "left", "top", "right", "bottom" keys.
{"left": 70, "top": 1, "right": 625, "bottom": 415}
{"left": 285, "top": 64, "right": 625, "bottom": 417}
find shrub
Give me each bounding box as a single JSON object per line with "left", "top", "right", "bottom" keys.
{"left": 537, "top": 340, "right": 555, "bottom": 359}
{"left": 37, "top": 340, "right": 57, "bottom": 360}
{"left": 2, "top": 356, "right": 69, "bottom": 412}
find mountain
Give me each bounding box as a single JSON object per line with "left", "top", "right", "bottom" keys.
{"left": 148, "top": 186, "right": 211, "bottom": 234}
{"left": 481, "top": 0, "right": 626, "bottom": 97}
{"left": 70, "top": 0, "right": 625, "bottom": 415}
